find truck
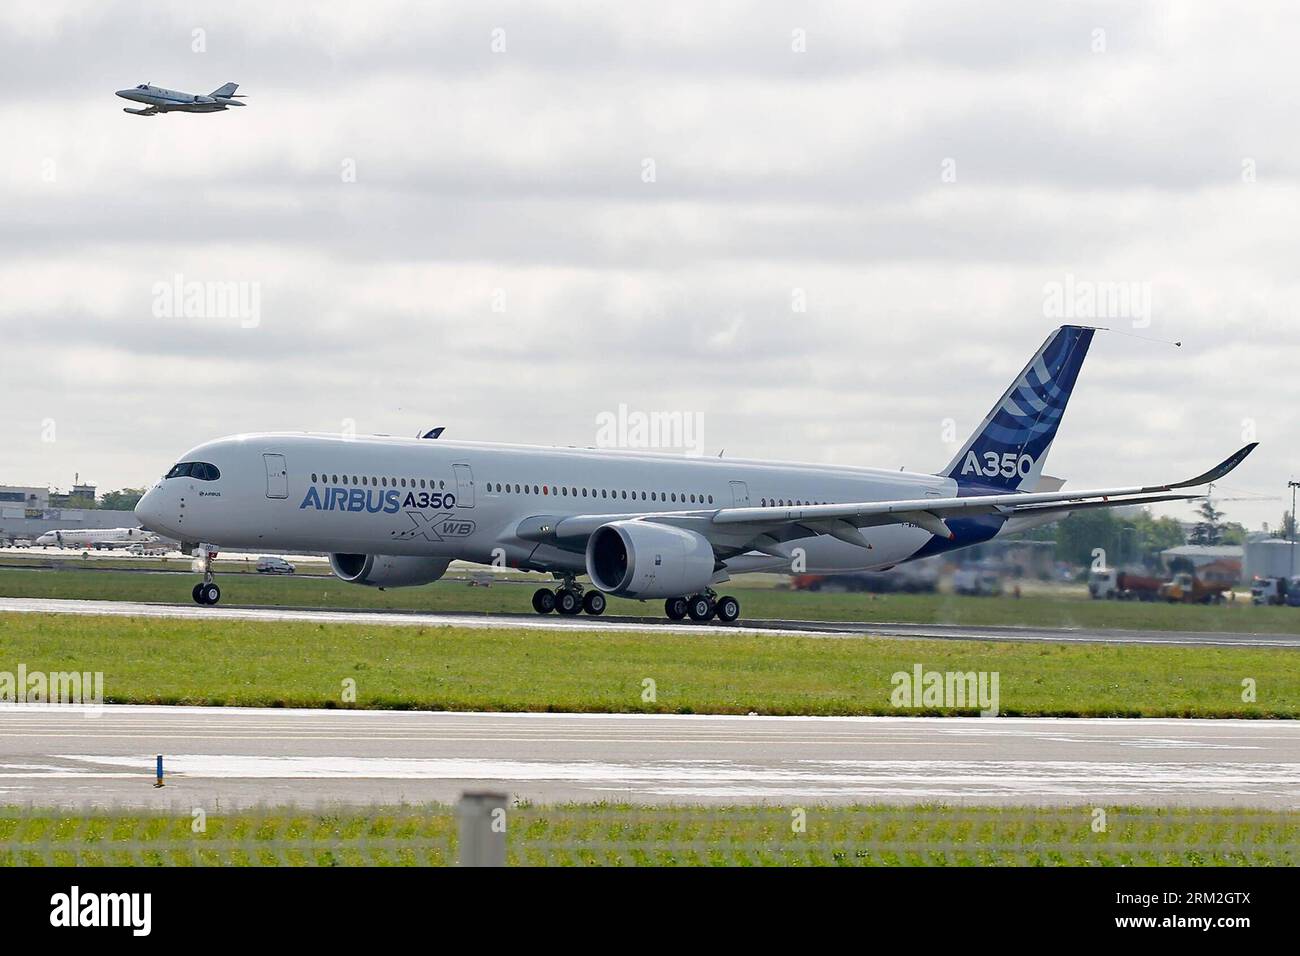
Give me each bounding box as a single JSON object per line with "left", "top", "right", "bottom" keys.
{"left": 1088, "top": 568, "right": 1163, "bottom": 601}
{"left": 1159, "top": 572, "right": 1226, "bottom": 605}
{"left": 1250, "top": 576, "right": 1300, "bottom": 606}
{"left": 952, "top": 567, "right": 1003, "bottom": 597}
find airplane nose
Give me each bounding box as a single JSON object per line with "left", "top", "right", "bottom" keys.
{"left": 134, "top": 487, "right": 164, "bottom": 532}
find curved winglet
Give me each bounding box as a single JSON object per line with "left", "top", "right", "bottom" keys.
{"left": 1169, "top": 442, "right": 1258, "bottom": 490}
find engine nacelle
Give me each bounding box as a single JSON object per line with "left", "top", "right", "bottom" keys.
{"left": 586, "top": 521, "right": 716, "bottom": 599}
{"left": 329, "top": 553, "right": 451, "bottom": 589}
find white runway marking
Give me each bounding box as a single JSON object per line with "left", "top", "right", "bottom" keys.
{"left": 46, "top": 753, "right": 1300, "bottom": 801}
{"left": 0, "top": 706, "right": 1294, "bottom": 808}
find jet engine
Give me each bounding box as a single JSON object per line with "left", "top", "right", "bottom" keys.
{"left": 328, "top": 553, "right": 451, "bottom": 588}
{"left": 585, "top": 521, "right": 716, "bottom": 599}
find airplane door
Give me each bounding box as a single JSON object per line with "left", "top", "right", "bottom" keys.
{"left": 729, "top": 480, "right": 750, "bottom": 507}
{"left": 263, "top": 454, "right": 288, "bottom": 499}
{"left": 453, "top": 463, "right": 475, "bottom": 508}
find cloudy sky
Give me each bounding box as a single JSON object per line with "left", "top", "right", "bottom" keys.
{"left": 2, "top": 0, "right": 1296, "bottom": 528}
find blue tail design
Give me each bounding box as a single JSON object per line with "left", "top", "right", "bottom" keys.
{"left": 941, "top": 325, "right": 1095, "bottom": 491}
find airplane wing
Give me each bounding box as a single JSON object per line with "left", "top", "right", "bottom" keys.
{"left": 539, "top": 443, "right": 1257, "bottom": 557}
{"left": 708, "top": 442, "right": 1258, "bottom": 539}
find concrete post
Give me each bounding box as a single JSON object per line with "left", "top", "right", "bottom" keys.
{"left": 457, "top": 791, "right": 508, "bottom": 866}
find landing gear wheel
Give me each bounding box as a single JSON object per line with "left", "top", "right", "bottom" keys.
{"left": 192, "top": 583, "right": 204, "bottom": 605}
{"left": 582, "top": 591, "right": 607, "bottom": 615}
{"left": 665, "top": 597, "right": 688, "bottom": 620}
{"left": 715, "top": 595, "right": 740, "bottom": 623}
{"left": 687, "top": 594, "right": 715, "bottom": 622}
{"left": 197, "top": 582, "right": 220, "bottom": 606}
{"left": 532, "top": 588, "right": 557, "bottom": 614}
{"left": 556, "top": 589, "right": 583, "bottom": 615}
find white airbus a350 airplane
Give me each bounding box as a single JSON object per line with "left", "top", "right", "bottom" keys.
{"left": 135, "top": 326, "right": 1256, "bottom": 620}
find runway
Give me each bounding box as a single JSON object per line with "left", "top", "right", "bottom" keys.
{"left": 0, "top": 595, "right": 1297, "bottom": 647}
{"left": 0, "top": 706, "right": 1296, "bottom": 809}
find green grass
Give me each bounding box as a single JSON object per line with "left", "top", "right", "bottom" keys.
{"left": 3, "top": 566, "right": 1299, "bottom": 633}
{"left": 2, "top": 804, "right": 1294, "bottom": 866}
{"left": 1, "top": 612, "right": 1294, "bottom": 717}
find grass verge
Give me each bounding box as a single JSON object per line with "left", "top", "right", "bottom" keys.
{"left": 0, "top": 612, "right": 1295, "bottom": 716}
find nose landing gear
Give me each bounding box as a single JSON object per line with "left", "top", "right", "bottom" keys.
{"left": 192, "top": 581, "right": 221, "bottom": 605}
{"left": 190, "top": 544, "right": 221, "bottom": 605}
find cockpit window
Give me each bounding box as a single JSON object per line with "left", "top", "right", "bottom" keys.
{"left": 165, "top": 461, "right": 221, "bottom": 480}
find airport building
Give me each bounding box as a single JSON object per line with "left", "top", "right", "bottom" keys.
{"left": 1243, "top": 535, "right": 1300, "bottom": 582}
{"left": 0, "top": 485, "right": 49, "bottom": 512}
{"left": 0, "top": 481, "right": 143, "bottom": 544}
{"left": 1158, "top": 544, "right": 1244, "bottom": 586}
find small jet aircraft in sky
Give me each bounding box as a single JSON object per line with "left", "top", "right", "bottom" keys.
{"left": 116, "top": 82, "right": 245, "bottom": 116}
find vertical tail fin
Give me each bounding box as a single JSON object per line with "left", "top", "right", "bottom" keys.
{"left": 941, "top": 325, "right": 1095, "bottom": 491}
{"left": 210, "top": 82, "right": 239, "bottom": 98}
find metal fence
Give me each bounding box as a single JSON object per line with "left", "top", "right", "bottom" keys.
{"left": 1, "top": 798, "right": 1296, "bottom": 867}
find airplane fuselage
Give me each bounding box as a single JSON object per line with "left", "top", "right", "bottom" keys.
{"left": 135, "top": 433, "right": 986, "bottom": 577}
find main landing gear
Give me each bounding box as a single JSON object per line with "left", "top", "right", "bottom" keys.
{"left": 664, "top": 590, "right": 740, "bottom": 623}
{"left": 532, "top": 575, "right": 606, "bottom": 616}
{"left": 191, "top": 544, "right": 221, "bottom": 605}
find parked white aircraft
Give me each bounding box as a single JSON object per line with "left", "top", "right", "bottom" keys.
{"left": 115, "top": 82, "right": 245, "bottom": 116}
{"left": 135, "top": 326, "right": 1256, "bottom": 619}
{"left": 36, "top": 528, "right": 161, "bottom": 551}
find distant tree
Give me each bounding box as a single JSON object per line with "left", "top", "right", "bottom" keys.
{"left": 1219, "top": 522, "right": 1248, "bottom": 546}
{"left": 100, "top": 488, "right": 146, "bottom": 511}
{"left": 1055, "top": 509, "right": 1119, "bottom": 568}
{"left": 1130, "top": 511, "right": 1186, "bottom": 558}
{"left": 1189, "top": 499, "right": 1226, "bottom": 546}
{"left": 1279, "top": 510, "right": 1297, "bottom": 539}
{"left": 60, "top": 495, "right": 96, "bottom": 510}
{"left": 1027, "top": 507, "right": 1185, "bottom": 569}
